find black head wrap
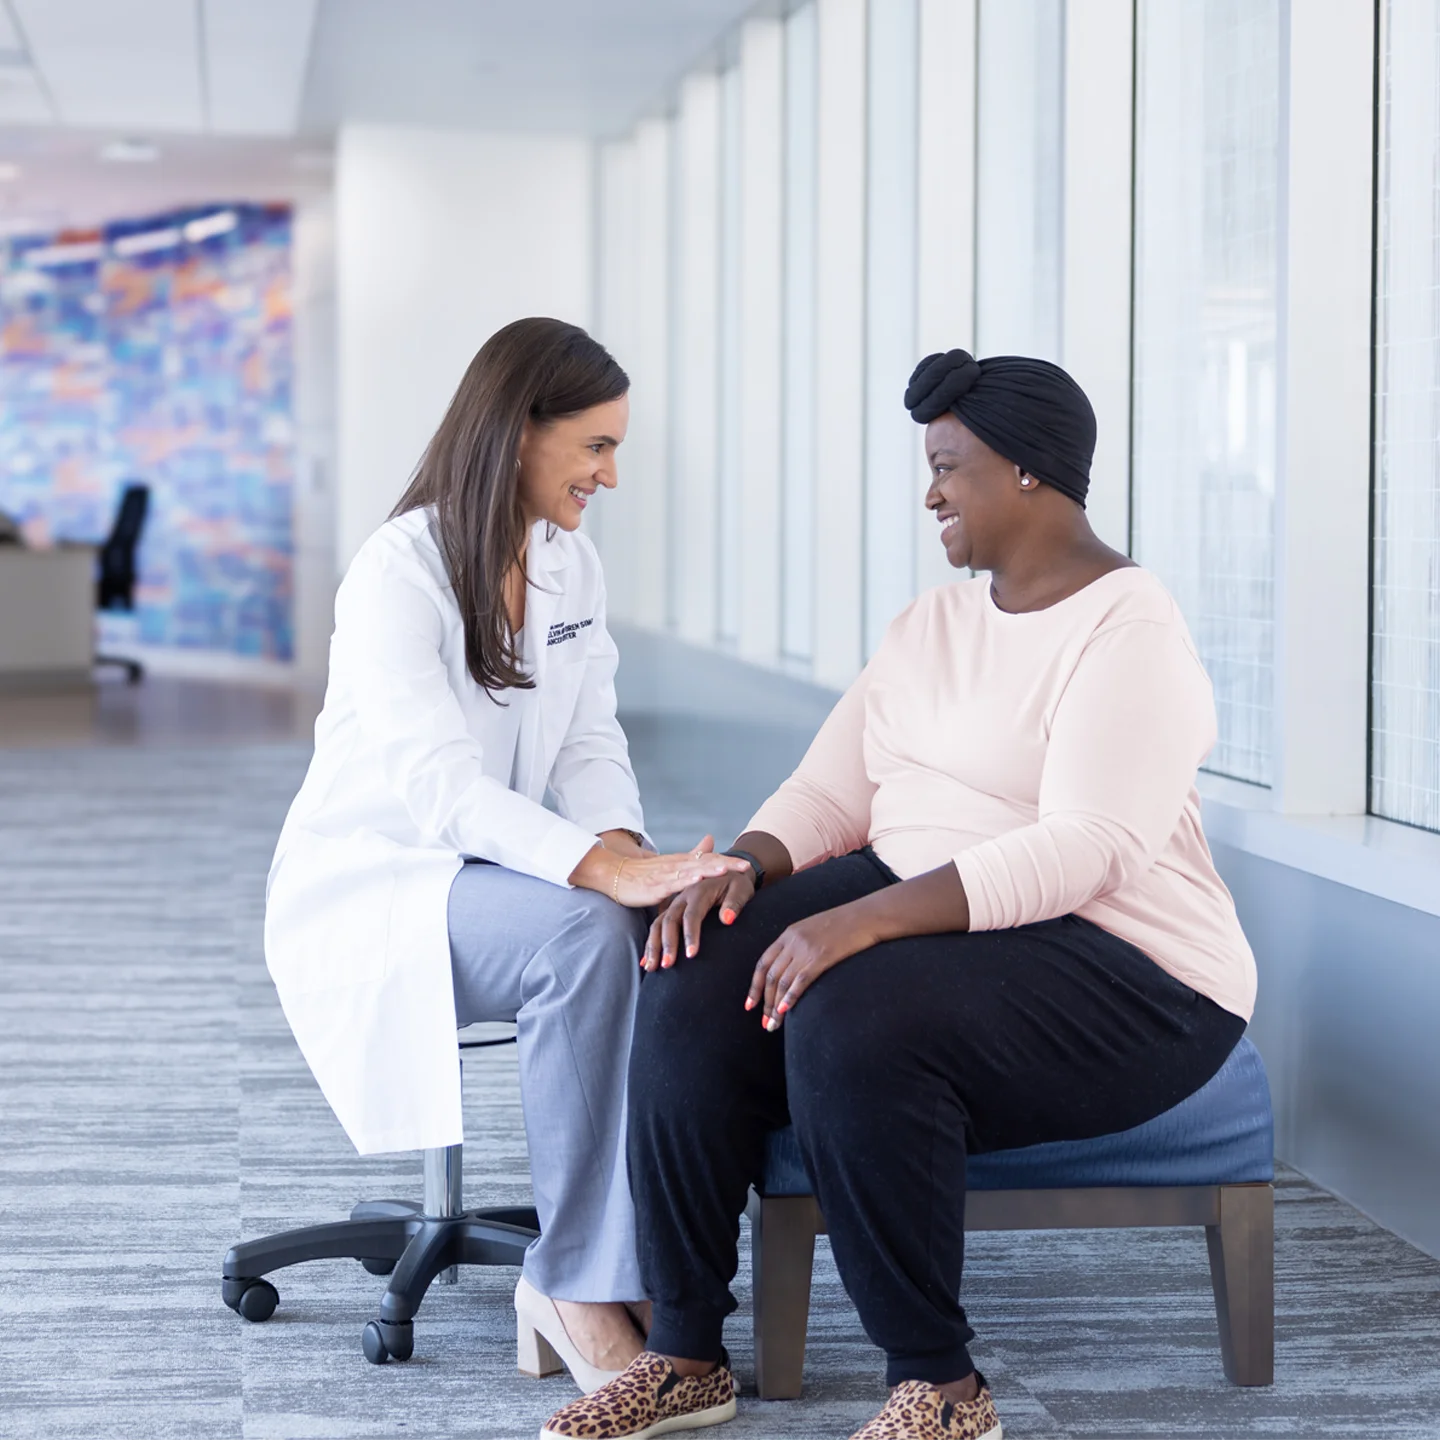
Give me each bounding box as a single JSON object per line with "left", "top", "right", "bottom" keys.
{"left": 904, "top": 349, "right": 1096, "bottom": 508}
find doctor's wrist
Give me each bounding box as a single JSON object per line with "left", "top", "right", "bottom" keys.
{"left": 569, "top": 842, "right": 623, "bottom": 894}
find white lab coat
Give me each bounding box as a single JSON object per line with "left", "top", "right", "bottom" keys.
{"left": 265, "top": 508, "right": 647, "bottom": 1155}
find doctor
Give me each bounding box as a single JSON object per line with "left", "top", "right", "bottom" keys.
{"left": 265, "top": 317, "right": 748, "bottom": 1390}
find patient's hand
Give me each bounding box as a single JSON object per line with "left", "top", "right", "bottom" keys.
{"left": 643, "top": 869, "right": 757, "bottom": 972}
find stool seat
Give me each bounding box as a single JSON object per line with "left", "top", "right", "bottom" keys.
{"left": 759, "top": 1036, "right": 1274, "bottom": 1196}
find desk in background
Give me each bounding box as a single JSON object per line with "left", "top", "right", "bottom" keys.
{"left": 0, "top": 546, "right": 96, "bottom": 693}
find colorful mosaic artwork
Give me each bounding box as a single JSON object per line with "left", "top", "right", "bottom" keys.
{"left": 0, "top": 204, "right": 294, "bottom": 660}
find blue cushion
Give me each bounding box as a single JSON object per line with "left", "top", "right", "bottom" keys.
{"left": 759, "top": 1037, "right": 1274, "bottom": 1196}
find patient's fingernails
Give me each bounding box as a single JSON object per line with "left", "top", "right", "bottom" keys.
{"left": 777, "top": 1000, "right": 789, "bottom": 1015}
{"left": 721, "top": 909, "right": 735, "bottom": 924}
{"left": 765, "top": 1016, "right": 780, "bottom": 1032}
{"left": 744, "top": 997, "right": 755, "bottom": 1011}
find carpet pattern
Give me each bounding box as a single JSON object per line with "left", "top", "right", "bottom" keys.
{"left": 1, "top": 737, "right": 1439, "bottom": 1439}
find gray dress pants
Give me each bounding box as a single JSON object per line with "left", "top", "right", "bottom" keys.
{"left": 448, "top": 859, "right": 647, "bottom": 1302}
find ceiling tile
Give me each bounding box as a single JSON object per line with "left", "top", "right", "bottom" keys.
{"left": 203, "top": 0, "right": 318, "bottom": 136}
{"left": 12, "top": 0, "right": 203, "bottom": 131}
{"left": 299, "top": 0, "right": 760, "bottom": 138}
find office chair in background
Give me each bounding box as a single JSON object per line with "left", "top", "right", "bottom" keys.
{"left": 94, "top": 482, "right": 150, "bottom": 684}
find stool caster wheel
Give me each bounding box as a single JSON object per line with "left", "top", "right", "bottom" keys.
{"left": 362, "top": 1320, "right": 389, "bottom": 1364}
{"left": 230, "top": 1279, "right": 278, "bottom": 1322}
{"left": 363, "top": 1318, "right": 413, "bottom": 1364}
{"left": 361, "top": 1257, "right": 396, "bottom": 1276}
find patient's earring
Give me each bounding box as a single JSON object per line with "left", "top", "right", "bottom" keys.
{"left": 1019, "top": 474, "right": 1034, "bottom": 488}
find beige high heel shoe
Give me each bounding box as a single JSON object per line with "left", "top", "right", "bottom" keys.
{"left": 515, "top": 1275, "right": 630, "bottom": 1395}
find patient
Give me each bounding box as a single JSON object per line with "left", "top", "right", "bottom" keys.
{"left": 539, "top": 350, "right": 1257, "bottom": 1440}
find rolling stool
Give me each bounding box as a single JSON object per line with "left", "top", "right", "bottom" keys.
{"left": 221, "top": 1023, "right": 539, "bottom": 1364}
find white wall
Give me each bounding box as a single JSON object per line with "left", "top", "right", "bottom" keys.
{"left": 335, "top": 124, "right": 593, "bottom": 569}
{"left": 291, "top": 191, "right": 338, "bottom": 684}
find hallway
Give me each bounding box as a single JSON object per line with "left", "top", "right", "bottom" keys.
{"left": 1, "top": 725, "right": 1437, "bottom": 1438}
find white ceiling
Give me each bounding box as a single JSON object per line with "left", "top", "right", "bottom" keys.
{"left": 1, "top": 0, "right": 320, "bottom": 134}
{"left": 0, "top": 0, "right": 759, "bottom": 136}
{"left": 300, "top": 0, "right": 759, "bottom": 137}
{"left": 0, "top": 0, "right": 760, "bottom": 231}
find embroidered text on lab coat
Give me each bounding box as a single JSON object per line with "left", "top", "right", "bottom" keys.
{"left": 547, "top": 618, "right": 594, "bottom": 647}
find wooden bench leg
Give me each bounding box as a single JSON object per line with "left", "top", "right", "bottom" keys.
{"left": 1205, "top": 1182, "right": 1274, "bottom": 1386}
{"left": 748, "top": 1193, "right": 821, "bottom": 1400}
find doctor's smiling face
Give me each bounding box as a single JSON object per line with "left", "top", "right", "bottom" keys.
{"left": 517, "top": 395, "right": 629, "bottom": 533}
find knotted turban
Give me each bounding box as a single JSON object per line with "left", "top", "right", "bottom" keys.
{"left": 903, "top": 349, "right": 1096, "bottom": 508}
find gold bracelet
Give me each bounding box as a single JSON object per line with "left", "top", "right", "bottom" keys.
{"left": 612, "top": 857, "right": 627, "bottom": 904}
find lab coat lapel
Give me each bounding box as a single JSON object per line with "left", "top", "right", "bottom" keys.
{"left": 514, "top": 524, "right": 567, "bottom": 799}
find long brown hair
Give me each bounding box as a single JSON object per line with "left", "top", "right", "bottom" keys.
{"left": 392, "top": 318, "right": 629, "bottom": 692}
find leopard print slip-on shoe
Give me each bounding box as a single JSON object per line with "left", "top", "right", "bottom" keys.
{"left": 539, "top": 1351, "right": 738, "bottom": 1440}
{"left": 847, "top": 1374, "right": 1002, "bottom": 1440}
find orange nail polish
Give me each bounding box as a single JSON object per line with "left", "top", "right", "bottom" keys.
{"left": 721, "top": 909, "right": 735, "bottom": 924}
{"left": 744, "top": 997, "right": 754, "bottom": 1011}
{"left": 777, "top": 1001, "right": 789, "bottom": 1015}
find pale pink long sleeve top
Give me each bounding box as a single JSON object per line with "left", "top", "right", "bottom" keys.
{"left": 746, "top": 568, "right": 1256, "bottom": 1021}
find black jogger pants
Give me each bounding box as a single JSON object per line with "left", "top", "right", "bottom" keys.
{"left": 627, "top": 849, "right": 1246, "bottom": 1386}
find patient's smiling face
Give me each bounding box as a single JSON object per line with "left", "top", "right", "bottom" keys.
{"left": 924, "top": 414, "right": 1032, "bottom": 572}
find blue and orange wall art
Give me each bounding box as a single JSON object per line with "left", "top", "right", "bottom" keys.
{"left": 0, "top": 203, "right": 294, "bottom": 660}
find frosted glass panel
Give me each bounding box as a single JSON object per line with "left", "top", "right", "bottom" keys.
{"left": 975, "top": 0, "right": 1063, "bottom": 360}
{"left": 717, "top": 64, "right": 744, "bottom": 645}
{"left": 1373, "top": 0, "right": 1440, "bottom": 831}
{"left": 862, "top": 0, "right": 919, "bottom": 657}
{"left": 1132, "top": 0, "right": 1280, "bottom": 786}
{"left": 782, "top": 2, "right": 818, "bottom": 664}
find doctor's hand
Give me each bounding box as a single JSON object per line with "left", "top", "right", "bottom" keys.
{"left": 570, "top": 835, "right": 750, "bottom": 910}
{"left": 642, "top": 868, "right": 756, "bottom": 972}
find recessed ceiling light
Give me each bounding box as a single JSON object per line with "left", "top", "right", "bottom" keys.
{"left": 99, "top": 138, "right": 160, "bottom": 164}
{"left": 0, "top": 162, "right": 20, "bottom": 182}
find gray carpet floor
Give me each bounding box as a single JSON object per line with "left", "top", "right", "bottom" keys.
{"left": 2, "top": 735, "right": 1440, "bottom": 1439}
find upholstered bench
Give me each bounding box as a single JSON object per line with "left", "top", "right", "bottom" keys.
{"left": 747, "top": 1037, "right": 1275, "bottom": 1398}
